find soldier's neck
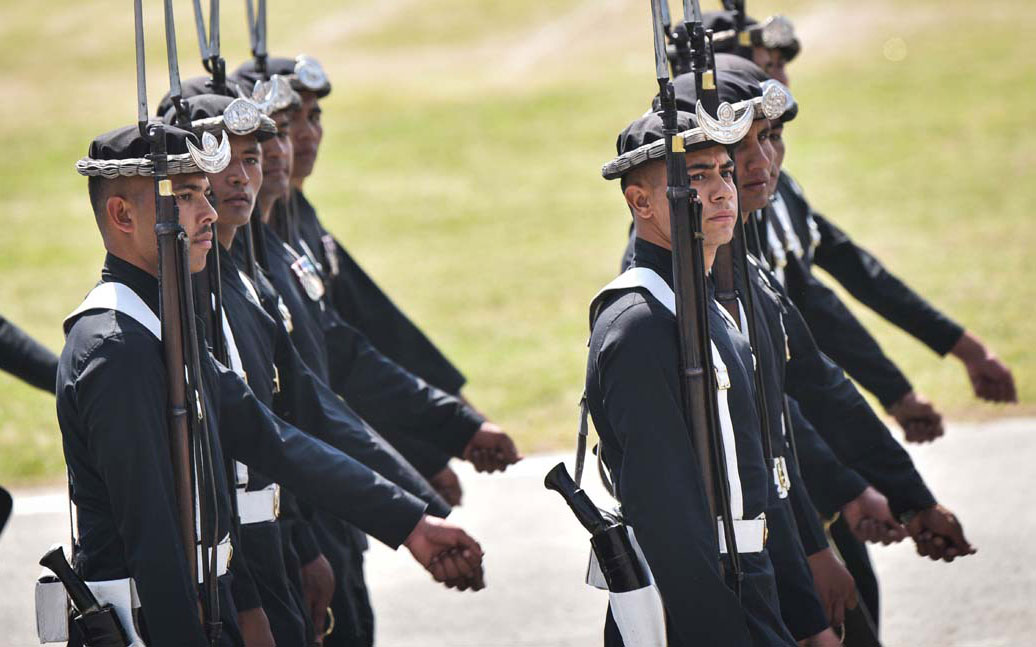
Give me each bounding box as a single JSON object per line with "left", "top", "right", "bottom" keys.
{"left": 217, "top": 222, "right": 238, "bottom": 250}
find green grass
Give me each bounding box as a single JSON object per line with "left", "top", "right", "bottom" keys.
{"left": 1, "top": 0, "right": 1033, "bottom": 484}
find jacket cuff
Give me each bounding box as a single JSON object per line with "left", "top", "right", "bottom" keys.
{"left": 437, "top": 406, "right": 484, "bottom": 458}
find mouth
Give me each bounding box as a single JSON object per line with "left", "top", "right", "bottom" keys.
{"left": 192, "top": 228, "right": 214, "bottom": 249}
{"left": 741, "top": 176, "right": 770, "bottom": 191}
{"left": 707, "top": 210, "right": 737, "bottom": 223}
{"left": 222, "top": 193, "right": 251, "bottom": 208}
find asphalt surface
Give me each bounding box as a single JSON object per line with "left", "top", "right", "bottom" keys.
{"left": 1, "top": 418, "right": 1033, "bottom": 646}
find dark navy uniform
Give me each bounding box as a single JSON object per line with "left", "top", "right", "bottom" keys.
{"left": 58, "top": 254, "right": 430, "bottom": 646}
{"left": 0, "top": 314, "right": 58, "bottom": 393}
{"left": 218, "top": 245, "right": 451, "bottom": 644}
{"left": 587, "top": 238, "right": 795, "bottom": 647}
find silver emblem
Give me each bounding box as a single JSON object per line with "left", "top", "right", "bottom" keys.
{"left": 186, "top": 131, "right": 231, "bottom": 173}
{"left": 223, "top": 98, "right": 263, "bottom": 135}
{"left": 761, "top": 15, "right": 796, "bottom": 49}
{"left": 251, "top": 75, "right": 295, "bottom": 115}
{"left": 294, "top": 55, "right": 328, "bottom": 92}
{"left": 760, "top": 81, "right": 790, "bottom": 121}
{"left": 290, "top": 255, "right": 326, "bottom": 301}
{"left": 696, "top": 101, "right": 754, "bottom": 145}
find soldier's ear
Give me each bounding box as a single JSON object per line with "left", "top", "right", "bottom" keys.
{"left": 106, "top": 195, "right": 136, "bottom": 235}
{"left": 624, "top": 183, "right": 653, "bottom": 224}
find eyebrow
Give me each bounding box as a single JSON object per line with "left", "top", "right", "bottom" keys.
{"left": 243, "top": 146, "right": 261, "bottom": 155}
{"left": 178, "top": 182, "right": 206, "bottom": 192}
{"left": 688, "top": 162, "right": 717, "bottom": 170}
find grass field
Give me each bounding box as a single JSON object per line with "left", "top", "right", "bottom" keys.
{"left": 0, "top": 0, "right": 1033, "bottom": 484}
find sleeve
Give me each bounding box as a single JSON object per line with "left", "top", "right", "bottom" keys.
{"left": 782, "top": 256, "right": 913, "bottom": 408}
{"left": 811, "top": 215, "right": 964, "bottom": 355}
{"left": 786, "top": 398, "right": 868, "bottom": 519}
{"left": 329, "top": 241, "right": 467, "bottom": 394}
{"left": 0, "top": 315, "right": 59, "bottom": 393}
{"left": 211, "top": 355, "right": 429, "bottom": 548}
{"left": 367, "top": 429, "right": 452, "bottom": 480}
{"left": 76, "top": 335, "right": 208, "bottom": 646}
{"left": 227, "top": 519, "right": 263, "bottom": 612}
{"left": 324, "top": 317, "right": 483, "bottom": 457}
{"left": 271, "top": 321, "right": 451, "bottom": 517}
{"left": 780, "top": 299, "right": 936, "bottom": 516}
{"left": 594, "top": 310, "right": 753, "bottom": 646}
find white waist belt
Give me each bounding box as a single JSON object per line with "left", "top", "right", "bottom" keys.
{"left": 717, "top": 514, "right": 767, "bottom": 554}
{"left": 197, "top": 534, "right": 233, "bottom": 583}
{"left": 237, "top": 485, "right": 280, "bottom": 525}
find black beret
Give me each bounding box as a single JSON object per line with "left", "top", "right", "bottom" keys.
{"left": 232, "top": 55, "right": 331, "bottom": 98}
{"left": 714, "top": 56, "right": 797, "bottom": 123}
{"left": 160, "top": 93, "right": 277, "bottom": 140}
{"left": 155, "top": 75, "right": 244, "bottom": 118}
{"left": 603, "top": 110, "right": 720, "bottom": 180}
{"left": 75, "top": 123, "right": 208, "bottom": 178}
{"left": 702, "top": 10, "right": 800, "bottom": 62}
{"left": 665, "top": 54, "right": 765, "bottom": 113}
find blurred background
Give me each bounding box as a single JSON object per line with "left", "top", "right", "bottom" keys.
{"left": 0, "top": 0, "right": 1033, "bottom": 644}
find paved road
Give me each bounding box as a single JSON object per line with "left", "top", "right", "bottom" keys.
{"left": 2, "top": 418, "right": 1033, "bottom": 646}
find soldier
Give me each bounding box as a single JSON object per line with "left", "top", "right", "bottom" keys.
{"left": 60, "top": 123, "right": 485, "bottom": 645}
{"left": 167, "top": 93, "right": 471, "bottom": 645}
{"left": 694, "top": 55, "right": 976, "bottom": 632}
{"left": 590, "top": 106, "right": 802, "bottom": 645}
{"left": 706, "top": 9, "right": 1018, "bottom": 442}
{"left": 215, "top": 74, "right": 520, "bottom": 645}
{"left": 233, "top": 56, "right": 482, "bottom": 497}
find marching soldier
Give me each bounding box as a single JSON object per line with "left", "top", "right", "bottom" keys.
{"left": 590, "top": 107, "right": 799, "bottom": 644}
{"left": 705, "top": 8, "right": 1018, "bottom": 442}
{"left": 233, "top": 55, "right": 478, "bottom": 494}
{"left": 59, "top": 123, "right": 486, "bottom": 645}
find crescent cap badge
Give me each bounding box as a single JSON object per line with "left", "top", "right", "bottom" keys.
{"left": 761, "top": 15, "right": 796, "bottom": 50}
{"left": 696, "top": 100, "right": 754, "bottom": 145}
{"left": 760, "top": 82, "right": 791, "bottom": 121}
{"left": 187, "top": 130, "right": 231, "bottom": 174}
{"left": 223, "top": 98, "right": 263, "bottom": 135}
{"left": 251, "top": 75, "right": 295, "bottom": 115}
{"left": 294, "top": 55, "right": 328, "bottom": 91}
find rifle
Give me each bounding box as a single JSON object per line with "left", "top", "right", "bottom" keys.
{"left": 242, "top": 0, "right": 269, "bottom": 277}
{"left": 191, "top": 0, "right": 244, "bottom": 540}
{"left": 658, "top": 0, "right": 742, "bottom": 592}
{"left": 143, "top": 0, "right": 223, "bottom": 642}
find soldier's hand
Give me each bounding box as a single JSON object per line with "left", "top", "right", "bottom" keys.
{"left": 404, "top": 515, "right": 485, "bottom": 591}
{"left": 463, "top": 422, "right": 523, "bottom": 473}
{"left": 887, "top": 391, "right": 944, "bottom": 443}
{"left": 806, "top": 548, "right": 857, "bottom": 627}
{"left": 300, "top": 553, "right": 335, "bottom": 642}
{"left": 429, "top": 464, "right": 463, "bottom": 506}
{"left": 237, "top": 607, "right": 276, "bottom": 647}
{"left": 905, "top": 504, "right": 977, "bottom": 562}
{"left": 841, "top": 486, "right": 907, "bottom": 545}
{"left": 951, "top": 332, "right": 1018, "bottom": 403}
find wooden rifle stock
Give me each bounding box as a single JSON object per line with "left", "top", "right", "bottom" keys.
{"left": 150, "top": 124, "right": 199, "bottom": 598}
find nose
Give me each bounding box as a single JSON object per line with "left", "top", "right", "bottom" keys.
{"left": 226, "top": 159, "right": 247, "bottom": 185}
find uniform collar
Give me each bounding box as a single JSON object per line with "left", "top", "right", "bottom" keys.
{"left": 100, "top": 253, "right": 161, "bottom": 316}
{"left": 630, "top": 238, "right": 675, "bottom": 290}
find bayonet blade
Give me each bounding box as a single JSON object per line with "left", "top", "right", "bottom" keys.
{"left": 134, "top": 0, "right": 148, "bottom": 128}
{"left": 650, "top": 0, "right": 669, "bottom": 82}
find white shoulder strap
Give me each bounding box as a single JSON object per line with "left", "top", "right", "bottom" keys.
{"left": 64, "top": 282, "right": 161, "bottom": 340}
{"left": 585, "top": 267, "right": 743, "bottom": 519}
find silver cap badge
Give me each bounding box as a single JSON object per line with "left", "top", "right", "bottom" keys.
{"left": 223, "top": 98, "right": 263, "bottom": 135}
{"left": 696, "top": 101, "right": 754, "bottom": 145}
{"left": 186, "top": 130, "right": 231, "bottom": 174}
{"left": 294, "top": 55, "right": 328, "bottom": 91}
